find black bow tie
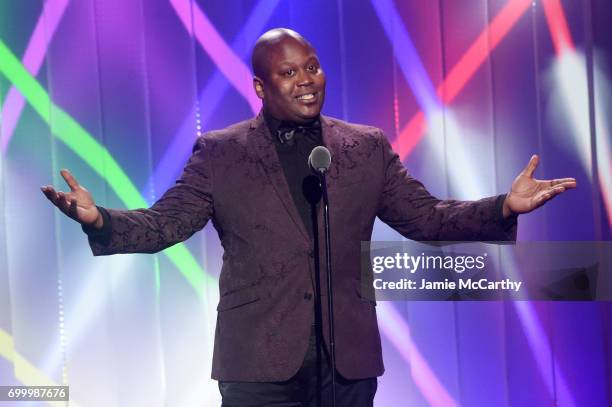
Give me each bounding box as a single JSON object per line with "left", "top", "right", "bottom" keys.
{"left": 276, "top": 119, "right": 321, "bottom": 145}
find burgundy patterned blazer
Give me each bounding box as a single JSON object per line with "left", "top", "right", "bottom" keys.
{"left": 87, "top": 113, "right": 516, "bottom": 382}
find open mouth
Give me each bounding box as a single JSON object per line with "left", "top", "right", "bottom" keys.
{"left": 295, "top": 92, "right": 318, "bottom": 102}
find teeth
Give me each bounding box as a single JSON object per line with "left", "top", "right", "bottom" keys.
{"left": 297, "top": 94, "right": 315, "bottom": 100}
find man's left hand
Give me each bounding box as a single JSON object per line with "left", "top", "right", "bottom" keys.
{"left": 503, "top": 154, "right": 577, "bottom": 218}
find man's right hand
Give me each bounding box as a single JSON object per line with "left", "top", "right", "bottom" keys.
{"left": 41, "top": 169, "right": 103, "bottom": 229}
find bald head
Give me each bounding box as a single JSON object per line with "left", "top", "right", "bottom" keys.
{"left": 251, "top": 28, "right": 325, "bottom": 123}
{"left": 251, "top": 28, "right": 314, "bottom": 80}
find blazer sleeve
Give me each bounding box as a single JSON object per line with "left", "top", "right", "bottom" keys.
{"left": 85, "top": 135, "right": 214, "bottom": 255}
{"left": 376, "top": 132, "right": 517, "bottom": 242}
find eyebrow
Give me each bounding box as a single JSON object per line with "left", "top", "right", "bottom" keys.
{"left": 279, "top": 57, "right": 319, "bottom": 67}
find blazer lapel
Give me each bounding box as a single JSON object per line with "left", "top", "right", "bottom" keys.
{"left": 248, "top": 114, "right": 310, "bottom": 242}
{"left": 308, "top": 115, "right": 343, "bottom": 237}
{"left": 321, "top": 115, "right": 341, "bottom": 194}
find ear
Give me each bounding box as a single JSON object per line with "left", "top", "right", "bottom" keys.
{"left": 253, "top": 77, "right": 264, "bottom": 99}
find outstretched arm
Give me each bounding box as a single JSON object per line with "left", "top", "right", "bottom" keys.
{"left": 502, "top": 154, "right": 576, "bottom": 218}
{"left": 376, "top": 134, "right": 516, "bottom": 242}
{"left": 40, "top": 136, "right": 214, "bottom": 255}
{"left": 377, "top": 131, "right": 576, "bottom": 242}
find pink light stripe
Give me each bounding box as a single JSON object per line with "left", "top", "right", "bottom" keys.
{"left": 169, "top": 0, "right": 260, "bottom": 113}
{"left": 542, "top": 0, "right": 575, "bottom": 54}
{"left": 0, "top": 0, "right": 70, "bottom": 152}
{"left": 378, "top": 303, "right": 459, "bottom": 407}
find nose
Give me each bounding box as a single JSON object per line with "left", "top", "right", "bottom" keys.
{"left": 296, "top": 69, "right": 314, "bottom": 86}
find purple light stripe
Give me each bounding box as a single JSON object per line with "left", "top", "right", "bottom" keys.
{"left": 169, "top": 0, "right": 260, "bottom": 113}
{"left": 0, "top": 0, "right": 70, "bottom": 152}
{"left": 510, "top": 290, "right": 577, "bottom": 405}
{"left": 378, "top": 303, "right": 460, "bottom": 407}
{"left": 142, "top": 0, "right": 277, "bottom": 202}
{"left": 371, "top": 0, "right": 442, "bottom": 117}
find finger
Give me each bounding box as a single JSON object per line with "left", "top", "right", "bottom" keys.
{"left": 56, "top": 191, "right": 66, "bottom": 208}
{"left": 69, "top": 198, "right": 78, "bottom": 216}
{"left": 41, "top": 186, "right": 61, "bottom": 205}
{"left": 57, "top": 191, "right": 72, "bottom": 213}
{"left": 60, "top": 168, "right": 80, "bottom": 192}
{"left": 556, "top": 180, "right": 577, "bottom": 190}
{"left": 550, "top": 177, "right": 576, "bottom": 185}
{"left": 535, "top": 185, "right": 565, "bottom": 206}
{"left": 522, "top": 154, "right": 539, "bottom": 178}
{"left": 550, "top": 178, "right": 577, "bottom": 189}
{"left": 41, "top": 185, "right": 53, "bottom": 197}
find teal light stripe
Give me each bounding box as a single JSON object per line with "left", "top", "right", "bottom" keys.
{"left": 0, "top": 39, "right": 214, "bottom": 296}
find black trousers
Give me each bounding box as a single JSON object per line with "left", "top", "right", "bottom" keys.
{"left": 219, "top": 326, "right": 377, "bottom": 407}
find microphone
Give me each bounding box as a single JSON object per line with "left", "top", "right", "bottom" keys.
{"left": 307, "top": 145, "right": 337, "bottom": 407}
{"left": 308, "top": 146, "right": 331, "bottom": 174}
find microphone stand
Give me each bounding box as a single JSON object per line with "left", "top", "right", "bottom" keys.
{"left": 309, "top": 146, "right": 335, "bottom": 407}
{"left": 318, "top": 171, "right": 336, "bottom": 407}
{"left": 303, "top": 175, "right": 325, "bottom": 407}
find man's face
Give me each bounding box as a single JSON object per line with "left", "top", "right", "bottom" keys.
{"left": 254, "top": 38, "right": 326, "bottom": 123}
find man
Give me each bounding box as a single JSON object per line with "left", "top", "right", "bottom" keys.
{"left": 42, "top": 28, "right": 576, "bottom": 406}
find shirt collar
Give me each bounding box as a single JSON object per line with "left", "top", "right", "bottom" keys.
{"left": 263, "top": 109, "right": 321, "bottom": 137}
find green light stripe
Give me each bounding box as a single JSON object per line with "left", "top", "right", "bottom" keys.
{"left": 0, "top": 40, "right": 214, "bottom": 296}
{"left": 0, "top": 329, "right": 82, "bottom": 407}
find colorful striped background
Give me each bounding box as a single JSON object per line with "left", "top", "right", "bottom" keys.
{"left": 0, "top": 0, "right": 610, "bottom": 405}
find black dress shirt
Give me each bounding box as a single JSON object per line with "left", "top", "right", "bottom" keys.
{"left": 264, "top": 111, "right": 323, "bottom": 238}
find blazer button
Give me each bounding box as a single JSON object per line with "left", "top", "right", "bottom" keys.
{"left": 308, "top": 250, "right": 314, "bottom": 258}
{"left": 304, "top": 292, "right": 313, "bottom": 300}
